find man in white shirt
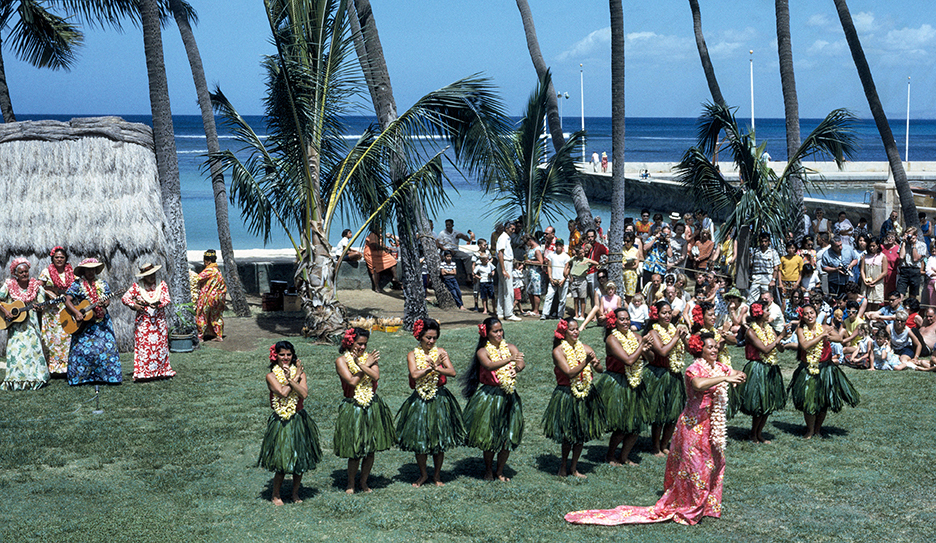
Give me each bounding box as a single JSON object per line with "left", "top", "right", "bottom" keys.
{"left": 813, "top": 208, "right": 829, "bottom": 237}
{"left": 497, "top": 221, "right": 521, "bottom": 321}
{"left": 759, "top": 291, "right": 785, "bottom": 334}
{"left": 330, "top": 228, "right": 362, "bottom": 261}
{"left": 664, "top": 285, "right": 686, "bottom": 317}
{"left": 438, "top": 218, "right": 474, "bottom": 277}
{"left": 541, "top": 240, "right": 571, "bottom": 319}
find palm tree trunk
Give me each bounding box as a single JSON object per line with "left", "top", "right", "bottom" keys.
{"left": 515, "top": 0, "right": 594, "bottom": 229}
{"left": 351, "top": 0, "right": 456, "bottom": 321}
{"left": 775, "top": 0, "right": 805, "bottom": 241}
{"left": 169, "top": 0, "right": 249, "bottom": 317}
{"left": 607, "top": 0, "right": 625, "bottom": 288}
{"left": 0, "top": 43, "right": 16, "bottom": 122}
{"left": 688, "top": 0, "right": 725, "bottom": 107}
{"left": 832, "top": 0, "right": 918, "bottom": 228}
{"left": 140, "top": 0, "right": 191, "bottom": 318}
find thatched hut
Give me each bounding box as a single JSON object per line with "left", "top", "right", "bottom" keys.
{"left": 0, "top": 117, "right": 169, "bottom": 354}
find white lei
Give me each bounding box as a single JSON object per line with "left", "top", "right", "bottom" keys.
{"left": 707, "top": 361, "right": 729, "bottom": 453}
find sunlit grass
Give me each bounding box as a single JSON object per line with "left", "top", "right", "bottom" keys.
{"left": 1, "top": 320, "right": 933, "bottom": 542}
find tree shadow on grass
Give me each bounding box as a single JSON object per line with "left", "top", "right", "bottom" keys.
{"left": 259, "top": 476, "right": 321, "bottom": 503}
{"left": 772, "top": 420, "right": 849, "bottom": 438}
{"left": 449, "top": 455, "right": 517, "bottom": 481}
{"left": 328, "top": 468, "right": 393, "bottom": 492}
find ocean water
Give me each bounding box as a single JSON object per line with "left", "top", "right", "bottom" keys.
{"left": 22, "top": 114, "right": 936, "bottom": 250}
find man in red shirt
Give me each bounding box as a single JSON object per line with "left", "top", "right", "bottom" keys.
{"left": 583, "top": 229, "right": 608, "bottom": 309}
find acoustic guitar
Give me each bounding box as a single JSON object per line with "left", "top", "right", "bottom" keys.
{"left": 59, "top": 289, "right": 126, "bottom": 335}
{"left": 0, "top": 297, "right": 65, "bottom": 331}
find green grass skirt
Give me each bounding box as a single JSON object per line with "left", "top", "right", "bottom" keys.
{"left": 541, "top": 385, "right": 607, "bottom": 444}
{"left": 739, "top": 359, "right": 787, "bottom": 416}
{"left": 395, "top": 385, "right": 466, "bottom": 454}
{"left": 463, "top": 384, "right": 523, "bottom": 452}
{"left": 645, "top": 365, "right": 686, "bottom": 425}
{"left": 257, "top": 409, "right": 323, "bottom": 475}
{"left": 788, "top": 362, "right": 860, "bottom": 415}
{"left": 333, "top": 394, "right": 398, "bottom": 459}
{"left": 595, "top": 371, "right": 648, "bottom": 434}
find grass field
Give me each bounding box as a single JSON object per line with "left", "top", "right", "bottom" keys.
{"left": 1, "top": 319, "right": 934, "bottom": 542}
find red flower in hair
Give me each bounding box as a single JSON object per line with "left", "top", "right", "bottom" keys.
{"left": 50, "top": 245, "right": 65, "bottom": 257}
{"left": 750, "top": 303, "right": 764, "bottom": 318}
{"left": 412, "top": 319, "right": 425, "bottom": 339}
{"left": 692, "top": 304, "right": 705, "bottom": 327}
{"left": 796, "top": 306, "right": 805, "bottom": 319}
{"left": 269, "top": 344, "right": 278, "bottom": 362}
{"left": 554, "top": 319, "right": 569, "bottom": 340}
{"left": 605, "top": 311, "right": 617, "bottom": 329}
{"left": 687, "top": 334, "right": 705, "bottom": 356}
{"left": 478, "top": 323, "right": 487, "bottom": 337}
{"left": 341, "top": 328, "right": 357, "bottom": 350}
{"left": 648, "top": 305, "right": 659, "bottom": 321}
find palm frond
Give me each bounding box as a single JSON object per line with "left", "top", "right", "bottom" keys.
{"left": 10, "top": 1, "right": 82, "bottom": 69}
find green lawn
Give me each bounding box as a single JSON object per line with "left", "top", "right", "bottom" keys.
{"left": 1, "top": 320, "right": 933, "bottom": 542}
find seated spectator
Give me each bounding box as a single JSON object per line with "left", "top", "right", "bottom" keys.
{"left": 439, "top": 250, "right": 466, "bottom": 310}
{"left": 628, "top": 293, "right": 648, "bottom": 332}
{"left": 866, "top": 291, "right": 904, "bottom": 324}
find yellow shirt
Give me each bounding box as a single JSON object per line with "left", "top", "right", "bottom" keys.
{"left": 779, "top": 254, "right": 803, "bottom": 282}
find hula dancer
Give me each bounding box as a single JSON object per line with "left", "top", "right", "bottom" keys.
{"left": 543, "top": 318, "right": 606, "bottom": 478}
{"left": 646, "top": 300, "right": 688, "bottom": 456}
{"left": 258, "top": 341, "right": 322, "bottom": 505}
{"left": 689, "top": 302, "right": 740, "bottom": 418}
{"left": 461, "top": 317, "right": 525, "bottom": 481}
{"left": 790, "top": 305, "right": 860, "bottom": 439}
{"left": 334, "top": 327, "right": 397, "bottom": 493}
{"left": 741, "top": 302, "right": 792, "bottom": 443}
{"left": 396, "top": 318, "right": 466, "bottom": 487}
{"left": 602, "top": 308, "right": 652, "bottom": 466}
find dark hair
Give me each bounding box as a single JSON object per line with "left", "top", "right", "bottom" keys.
{"left": 415, "top": 318, "right": 440, "bottom": 340}
{"left": 203, "top": 249, "right": 218, "bottom": 263}
{"left": 785, "top": 241, "right": 796, "bottom": 250}
{"left": 338, "top": 327, "right": 370, "bottom": 353}
{"left": 905, "top": 297, "right": 921, "bottom": 313}
{"left": 623, "top": 231, "right": 635, "bottom": 243}
{"left": 269, "top": 340, "right": 297, "bottom": 369}
{"left": 641, "top": 209, "right": 650, "bottom": 215}
{"left": 461, "top": 317, "right": 501, "bottom": 399}
{"left": 341, "top": 228, "right": 352, "bottom": 237}
{"left": 692, "top": 301, "right": 715, "bottom": 332}
{"left": 443, "top": 250, "right": 453, "bottom": 258}
{"left": 605, "top": 308, "right": 630, "bottom": 339}
{"left": 552, "top": 318, "right": 575, "bottom": 349}
{"left": 585, "top": 229, "right": 597, "bottom": 237}
{"left": 650, "top": 300, "right": 671, "bottom": 324}
{"left": 758, "top": 232, "right": 771, "bottom": 242}
{"left": 52, "top": 247, "right": 69, "bottom": 259}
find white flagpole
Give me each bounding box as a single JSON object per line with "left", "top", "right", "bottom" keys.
{"left": 749, "top": 50, "right": 755, "bottom": 131}
{"left": 906, "top": 76, "right": 911, "bottom": 163}
{"left": 580, "top": 64, "right": 585, "bottom": 164}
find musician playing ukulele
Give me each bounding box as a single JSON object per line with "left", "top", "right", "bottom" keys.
{"left": 63, "top": 258, "right": 122, "bottom": 386}
{"left": 0, "top": 258, "right": 50, "bottom": 390}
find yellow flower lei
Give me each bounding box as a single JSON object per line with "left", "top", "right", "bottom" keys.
{"left": 611, "top": 329, "right": 644, "bottom": 388}
{"left": 749, "top": 322, "right": 779, "bottom": 366}
{"left": 271, "top": 365, "right": 299, "bottom": 421}
{"left": 485, "top": 341, "right": 516, "bottom": 395}
{"left": 802, "top": 324, "right": 823, "bottom": 375}
{"left": 561, "top": 340, "right": 592, "bottom": 399}
{"left": 413, "top": 346, "right": 441, "bottom": 401}
{"left": 654, "top": 323, "right": 685, "bottom": 372}
{"left": 346, "top": 353, "right": 374, "bottom": 407}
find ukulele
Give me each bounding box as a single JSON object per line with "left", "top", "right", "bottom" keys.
{"left": 59, "top": 288, "right": 127, "bottom": 335}
{"left": 0, "top": 297, "right": 65, "bottom": 331}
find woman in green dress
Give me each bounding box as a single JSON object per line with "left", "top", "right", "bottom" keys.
{"left": 1, "top": 258, "right": 50, "bottom": 390}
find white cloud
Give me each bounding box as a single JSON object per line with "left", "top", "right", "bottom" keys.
{"left": 807, "top": 14, "right": 829, "bottom": 27}
{"left": 885, "top": 24, "right": 936, "bottom": 50}
{"left": 719, "top": 27, "right": 757, "bottom": 42}
{"left": 708, "top": 41, "right": 744, "bottom": 57}
{"left": 852, "top": 12, "right": 876, "bottom": 34}
{"left": 807, "top": 39, "right": 847, "bottom": 56}
{"left": 556, "top": 27, "right": 610, "bottom": 61}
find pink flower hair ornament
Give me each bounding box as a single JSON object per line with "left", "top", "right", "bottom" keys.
{"left": 750, "top": 303, "right": 764, "bottom": 318}
{"left": 269, "top": 345, "right": 278, "bottom": 362}
{"left": 8, "top": 257, "right": 29, "bottom": 275}
{"left": 648, "top": 305, "right": 659, "bottom": 321}
{"left": 687, "top": 334, "right": 705, "bottom": 356}
{"left": 412, "top": 319, "right": 425, "bottom": 340}
{"left": 478, "top": 323, "right": 487, "bottom": 337}
{"left": 49, "top": 246, "right": 65, "bottom": 258}
{"left": 341, "top": 328, "right": 357, "bottom": 350}
{"left": 691, "top": 304, "right": 705, "bottom": 327}
{"left": 604, "top": 311, "right": 617, "bottom": 329}
{"left": 554, "top": 319, "right": 569, "bottom": 340}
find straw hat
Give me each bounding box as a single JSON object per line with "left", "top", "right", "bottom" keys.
{"left": 74, "top": 258, "right": 105, "bottom": 274}
{"left": 724, "top": 287, "right": 744, "bottom": 300}
{"left": 135, "top": 262, "right": 162, "bottom": 278}
{"left": 669, "top": 212, "right": 682, "bottom": 222}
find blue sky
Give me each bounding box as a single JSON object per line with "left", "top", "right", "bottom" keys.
{"left": 9, "top": 0, "right": 936, "bottom": 119}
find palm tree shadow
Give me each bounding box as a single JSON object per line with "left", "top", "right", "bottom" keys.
{"left": 259, "top": 476, "right": 321, "bottom": 502}
{"left": 329, "top": 468, "right": 393, "bottom": 492}
{"left": 771, "top": 420, "right": 848, "bottom": 438}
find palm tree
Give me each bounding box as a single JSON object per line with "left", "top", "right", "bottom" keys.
{"left": 480, "top": 71, "right": 583, "bottom": 234}
{"left": 832, "top": 0, "right": 919, "bottom": 228}
{"left": 167, "top": 0, "right": 249, "bottom": 317}
{"left": 514, "top": 0, "right": 594, "bottom": 230}
{"left": 211, "top": 0, "right": 510, "bottom": 338}
{"left": 0, "top": 0, "right": 135, "bottom": 122}
{"left": 688, "top": 0, "right": 726, "bottom": 107}
{"left": 607, "top": 0, "right": 625, "bottom": 287}
{"left": 774, "top": 0, "right": 805, "bottom": 240}
{"left": 677, "top": 103, "right": 856, "bottom": 244}
{"left": 139, "top": 0, "right": 190, "bottom": 312}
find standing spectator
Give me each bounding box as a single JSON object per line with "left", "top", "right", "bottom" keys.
{"left": 798, "top": 236, "right": 818, "bottom": 291}
{"left": 925, "top": 243, "right": 936, "bottom": 306}
{"left": 541, "top": 226, "right": 557, "bottom": 257}
{"left": 496, "top": 221, "right": 521, "bottom": 321}
{"left": 779, "top": 242, "right": 804, "bottom": 303}
{"left": 440, "top": 251, "right": 466, "bottom": 310}
{"left": 920, "top": 213, "right": 932, "bottom": 251}
{"left": 821, "top": 235, "right": 858, "bottom": 297}
{"left": 642, "top": 226, "right": 671, "bottom": 287}
{"left": 594, "top": 216, "right": 607, "bottom": 245}
{"left": 635, "top": 210, "right": 653, "bottom": 239}
{"left": 566, "top": 245, "right": 591, "bottom": 320}
{"left": 880, "top": 231, "right": 901, "bottom": 296}
{"left": 833, "top": 212, "right": 854, "bottom": 249}
{"left": 880, "top": 210, "right": 901, "bottom": 240}
{"left": 667, "top": 220, "right": 689, "bottom": 273}
{"left": 601, "top": 151, "right": 608, "bottom": 172}
{"left": 897, "top": 227, "right": 927, "bottom": 299}
{"left": 852, "top": 234, "right": 870, "bottom": 284}
{"left": 812, "top": 208, "right": 829, "bottom": 237}
{"left": 852, "top": 217, "right": 870, "bottom": 242}
{"left": 542, "top": 240, "right": 571, "bottom": 320}
{"left": 748, "top": 233, "right": 781, "bottom": 304}
{"left": 861, "top": 237, "right": 887, "bottom": 308}
{"left": 815, "top": 233, "right": 831, "bottom": 294}
{"left": 689, "top": 229, "right": 715, "bottom": 278}
{"left": 522, "top": 235, "right": 546, "bottom": 317}
{"left": 470, "top": 238, "right": 492, "bottom": 312}
{"left": 511, "top": 262, "right": 526, "bottom": 316}
{"left": 567, "top": 219, "right": 582, "bottom": 252}
{"left": 802, "top": 211, "right": 812, "bottom": 241}
{"left": 438, "top": 219, "right": 473, "bottom": 275}
{"left": 473, "top": 252, "right": 496, "bottom": 314}
{"left": 592, "top": 151, "right": 600, "bottom": 172}
{"left": 583, "top": 229, "right": 608, "bottom": 306}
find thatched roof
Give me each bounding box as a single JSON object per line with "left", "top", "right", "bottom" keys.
{"left": 0, "top": 117, "right": 168, "bottom": 354}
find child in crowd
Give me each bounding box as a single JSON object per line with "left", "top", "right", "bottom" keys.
{"left": 470, "top": 239, "right": 491, "bottom": 312}
{"left": 567, "top": 245, "right": 591, "bottom": 320}
{"left": 440, "top": 250, "right": 466, "bottom": 310}
{"left": 627, "top": 293, "right": 648, "bottom": 332}
{"left": 872, "top": 327, "right": 905, "bottom": 370}
{"left": 473, "top": 252, "right": 496, "bottom": 315}
{"left": 599, "top": 281, "right": 622, "bottom": 319}
{"left": 511, "top": 261, "right": 525, "bottom": 316}
{"left": 847, "top": 324, "right": 873, "bottom": 369}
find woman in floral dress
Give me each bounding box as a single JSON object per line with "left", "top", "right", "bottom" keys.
{"left": 1, "top": 259, "right": 49, "bottom": 390}
{"left": 196, "top": 249, "right": 227, "bottom": 341}
{"left": 38, "top": 246, "right": 72, "bottom": 376}
{"left": 63, "top": 258, "right": 121, "bottom": 386}
{"left": 121, "top": 263, "right": 175, "bottom": 381}
{"left": 566, "top": 332, "right": 746, "bottom": 526}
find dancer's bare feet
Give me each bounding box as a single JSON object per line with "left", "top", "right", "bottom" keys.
{"left": 572, "top": 470, "right": 587, "bottom": 479}
{"left": 759, "top": 438, "right": 772, "bottom": 444}
{"left": 272, "top": 497, "right": 285, "bottom": 506}
{"left": 291, "top": 496, "right": 303, "bottom": 504}
{"left": 558, "top": 467, "right": 567, "bottom": 477}
{"left": 483, "top": 471, "right": 495, "bottom": 481}
{"left": 412, "top": 475, "right": 428, "bottom": 488}
{"left": 652, "top": 450, "right": 666, "bottom": 457}
{"left": 345, "top": 487, "right": 354, "bottom": 494}
{"left": 434, "top": 480, "right": 444, "bottom": 487}
{"left": 606, "top": 456, "right": 623, "bottom": 467}
{"left": 361, "top": 484, "right": 372, "bottom": 493}
{"left": 497, "top": 474, "right": 511, "bottom": 482}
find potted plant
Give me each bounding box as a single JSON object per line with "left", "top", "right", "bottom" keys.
{"left": 169, "top": 302, "right": 198, "bottom": 353}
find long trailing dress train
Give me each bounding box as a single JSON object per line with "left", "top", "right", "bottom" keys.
{"left": 565, "top": 359, "right": 730, "bottom": 526}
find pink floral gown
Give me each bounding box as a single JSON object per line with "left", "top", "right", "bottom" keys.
{"left": 566, "top": 359, "right": 730, "bottom": 526}
{"left": 121, "top": 281, "right": 175, "bottom": 380}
